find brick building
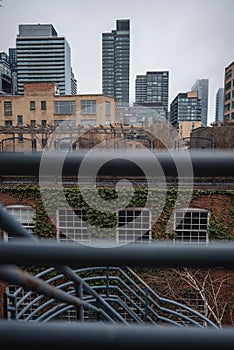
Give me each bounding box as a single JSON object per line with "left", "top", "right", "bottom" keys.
{"left": 0, "top": 82, "right": 117, "bottom": 151}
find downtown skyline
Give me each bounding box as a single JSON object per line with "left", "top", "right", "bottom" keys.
{"left": 0, "top": 0, "right": 234, "bottom": 124}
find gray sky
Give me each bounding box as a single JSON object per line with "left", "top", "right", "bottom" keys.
{"left": 0, "top": 0, "right": 234, "bottom": 124}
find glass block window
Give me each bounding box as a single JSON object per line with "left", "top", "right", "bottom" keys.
{"left": 3, "top": 205, "right": 35, "bottom": 241}
{"left": 57, "top": 208, "right": 89, "bottom": 243}
{"left": 174, "top": 209, "right": 209, "bottom": 245}
{"left": 54, "top": 101, "right": 76, "bottom": 115}
{"left": 81, "top": 100, "right": 96, "bottom": 114}
{"left": 117, "top": 208, "right": 151, "bottom": 244}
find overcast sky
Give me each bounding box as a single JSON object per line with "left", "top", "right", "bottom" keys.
{"left": 0, "top": 0, "right": 234, "bottom": 124}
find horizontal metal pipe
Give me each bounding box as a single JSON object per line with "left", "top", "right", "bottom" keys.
{"left": 0, "top": 321, "right": 234, "bottom": 348}
{"left": 0, "top": 240, "right": 234, "bottom": 268}
{"left": 0, "top": 150, "right": 233, "bottom": 177}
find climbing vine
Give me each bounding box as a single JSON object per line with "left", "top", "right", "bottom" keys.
{"left": 0, "top": 185, "right": 233, "bottom": 240}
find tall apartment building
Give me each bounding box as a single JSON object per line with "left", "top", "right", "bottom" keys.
{"left": 135, "top": 71, "right": 169, "bottom": 116}
{"left": 0, "top": 52, "right": 12, "bottom": 95}
{"left": 191, "top": 79, "right": 209, "bottom": 126}
{"left": 223, "top": 61, "right": 234, "bottom": 123}
{"left": 215, "top": 88, "right": 224, "bottom": 124}
{"left": 102, "top": 19, "right": 130, "bottom": 107}
{"left": 170, "top": 91, "right": 202, "bottom": 139}
{"left": 16, "top": 24, "right": 77, "bottom": 95}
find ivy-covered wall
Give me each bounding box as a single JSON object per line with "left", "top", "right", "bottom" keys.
{"left": 0, "top": 184, "right": 233, "bottom": 323}
{"left": 0, "top": 184, "right": 233, "bottom": 240}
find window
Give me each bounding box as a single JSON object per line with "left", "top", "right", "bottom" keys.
{"left": 41, "top": 101, "right": 47, "bottom": 110}
{"left": 177, "top": 291, "right": 206, "bottom": 324}
{"left": 4, "top": 101, "right": 12, "bottom": 116}
{"left": 117, "top": 208, "right": 151, "bottom": 244}
{"left": 224, "top": 104, "right": 230, "bottom": 112}
{"left": 105, "top": 101, "right": 111, "bottom": 116}
{"left": 30, "top": 101, "right": 36, "bottom": 111}
{"left": 3, "top": 205, "right": 36, "bottom": 320}
{"left": 81, "top": 100, "right": 96, "bottom": 114}
{"left": 18, "top": 133, "right": 23, "bottom": 143}
{"left": 17, "top": 115, "right": 23, "bottom": 124}
{"left": 3, "top": 205, "right": 35, "bottom": 241}
{"left": 54, "top": 119, "right": 76, "bottom": 126}
{"left": 225, "top": 81, "right": 231, "bottom": 91}
{"left": 54, "top": 101, "right": 76, "bottom": 115}
{"left": 57, "top": 208, "right": 89, "bottom": 243}
{"left": 174, "top": 209, "right": 209, "bottom": 245}
{"left": 31, "top": 120, "right": 36, "bottom": 127}
{"left": 226, "top": 69, "right": 232, "bottom": 80}
{"left": 81, "top": 119, "right": 96, "bottom": 126}
{"left": 41, "top": 120, "right": 47, "bottom": 127}
{"left": 5, "top": 120, "right": 12, "bottom": 126}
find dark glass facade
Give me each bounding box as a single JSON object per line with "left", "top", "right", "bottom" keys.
{"left": 191, "top": 79, "right": 209, "bottom": 126}
{"left": 170, "top": 92, "right": 202, "bottom": 127}
{"left": 135, "top": 71, "right": 169, "bottom": 115}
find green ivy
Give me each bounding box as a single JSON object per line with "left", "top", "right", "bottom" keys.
{"left": 0, "top": 185, "right": 233, "bottom": 240}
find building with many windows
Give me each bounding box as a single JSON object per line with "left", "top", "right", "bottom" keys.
{"left": 223, "top": 61, "right": 234, "bottom": 123}
{"left": 0, "top": 52, "right": 12, "bottom": 95}
{"left": 191, "top": 79, "right": 209, "bottom": 126}
{"left": 215, "top": 88, "right": 224, "bottom": 124}
{"left": 8, "top": 48, "right": 17, "bottom": 95}
{"left": 135, "top": 71, "right": 169, "bottom": 117}
{"left": 170, "top": 91, "right": 202, "bottom": 139}
{"left": 0, "top": 82, "right": 116, "bottom": 151}
{"left": 102, "top": 19, "right": 130, "bottom": 107}
{"left": 16, "top": 24, "right": 77, "bottom": 95}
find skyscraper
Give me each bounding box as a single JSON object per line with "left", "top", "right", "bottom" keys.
{"left": 16, "top": 24, "right": 77, "bottom": 95}
{"left": 102, "top": 19, "right": 130, "bottom": 106}
{"left": 191, "top": 79, "right": 209, "bottom": 126}
{"left": 9, "top": 48, "right": 17, "bottom": 95}
{"left": 0, "top": 52, "right": 12, "bottom": 95}
{"left": 135, "top": 71, "right": 169, "bottom": 115}
{"left": 215, "top": 88, "right": 224, "bottom": 124}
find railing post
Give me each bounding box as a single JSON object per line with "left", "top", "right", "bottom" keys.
{"left": 75, "top": 281, "right": 84, "bottom": 322}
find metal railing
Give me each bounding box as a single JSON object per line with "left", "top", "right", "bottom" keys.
{"left": 0, "top": 150, "right": 234, "bottom": 348}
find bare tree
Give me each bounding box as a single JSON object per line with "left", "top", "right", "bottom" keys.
{"left": 140, "top": 267, "right": 234, "bottom": 327}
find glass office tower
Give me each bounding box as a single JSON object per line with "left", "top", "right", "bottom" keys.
{"left": 191, "top": 79, "right": 209, "bottom": 126}
{"left": 215, "top": 88, "right": 224, "bottom": 124}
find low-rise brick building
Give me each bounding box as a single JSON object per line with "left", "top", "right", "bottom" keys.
{"left": 0, "top": 82, "right": 117, "bottom": 151}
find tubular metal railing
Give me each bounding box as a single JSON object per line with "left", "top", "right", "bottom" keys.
{"left": 0, "top": 151, "right": 234, "bottom": 348}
